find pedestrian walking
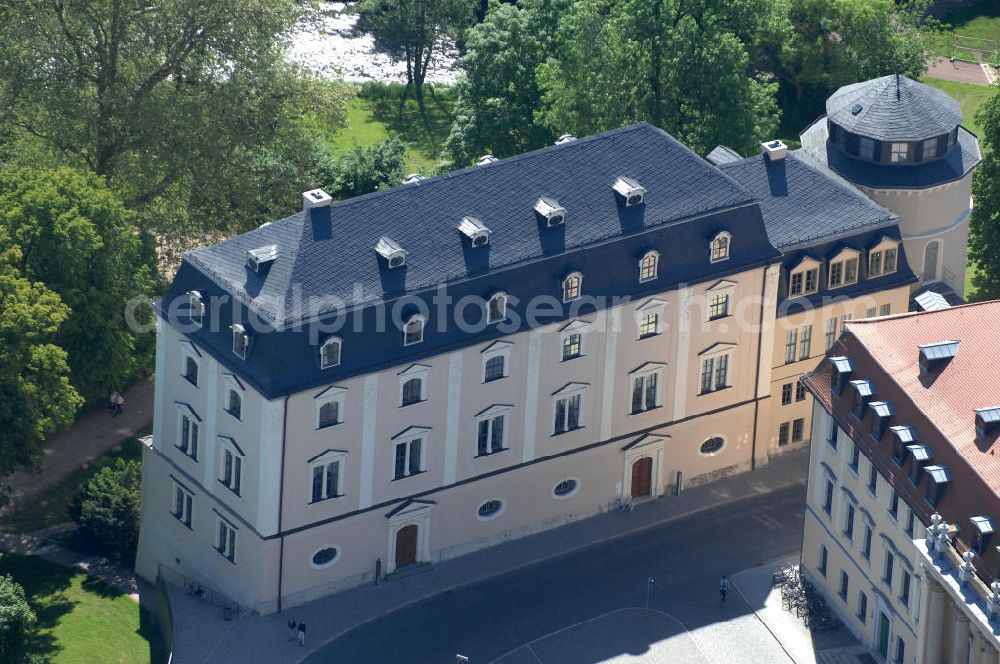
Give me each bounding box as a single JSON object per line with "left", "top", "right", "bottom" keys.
{"left": 287, "top": 619, "right": 297, "bottom": 641}
{"left": 108, "top": 391, "right": 119, "bottom": 414}
{"left": 719, "top": 575, "right": 729, "bottom": 602}
{"left": 297, "top": 621, "right": 306, "bottom": 646}
{"left": 112, "top": 392, "right": 125, "bottom": 417}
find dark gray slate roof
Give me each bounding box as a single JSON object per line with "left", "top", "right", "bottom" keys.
{"left": 827, "top": 75, "right": 962, "bottom": 142}
{"left": 706, "top": 145, "right": 743, "bottom": 165}
{"left": 718, "top": 151, "right": 896, "bottom": 249}
{"left": 800, "top": 118, "right": 981, "bottom": 190}
{"left": 185, "top": 123, "right": 754, "bottom": 326}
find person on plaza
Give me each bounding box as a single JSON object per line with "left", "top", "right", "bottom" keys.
{"left": 719, "top": 575, "right": 729, "bottom": 602}
{"left": 298, "top": 621, "right": 306, "bottom": 646}
{"left": 287, "top": 619, "right": 297, "bottom": 641}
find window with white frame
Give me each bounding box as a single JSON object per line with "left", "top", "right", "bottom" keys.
{"left": 398, "top": 365, "right": 428, "bottom": 406}
{"left": 799, "top": 325, "right": 812, "bottom": 359}
{"left": 187, "top": 291, "right": 204, "bottom": 327}
{"left": 560, "top": 320, "right": 590, "bottom": 359}
{"left": 403, "top": 315, "right": 425, "bottom": 346}
{"left": 828, "top": 250, "right": 859, "bottom": 288}
{"left": 184, "top": 355, "right": 199, "bottom": 386}
{"left": 315, "top": 386, "right": 345, "bottom": 429}
{"left": 216, "top": 516, "right": 237, "bottom": 563}
{"left": 562, "top": 272, "right": 582, "bottom": 302}
{"left": 710, "top": 232, "right": 730, "bottom": 262}
{"left": 481, "top": 342, "right": 511, "bottom": 382}
{"left": 699, "top": 348, "right": 731, "bottom": 394}
{"left": 309, "top": 451, "right": 344, "bottom": 502}
{"left": 868, "top": 240, "right": 898, "bottom": 277}
{"left": 639, "top": 251, "right": 659, "bottom": 282}
{"left": 320, "top": 337, "right": 341, "bottom": 369}
{"left": 172, "top": 483, "right": 193, "bottom": 528}
{"left": 825, "top": 318, "right": 837, "bottom": 351}
{"left": 553, "top": 385, "right": 585, "bottom": 434}
{"left": 487, "top": 292, "right": 508, "bottom": 323}
{"left": 219, "top": 438, "right": 243, "bottom": 496}
{"left": 226, "top": 389, "right": 242, "bottom": 419}
{"left": 634, "top": 299, "right": 665, "bottom": 339}
{"left": 788, "top": 259, "right": 819, "bottom": 297}
{"left": 476, "top": 406, "right": 509, "bottom": 456}
{"left": 232, "top": 324, "right": 249, "bottom": 359}
{"left": 710, "top": 292, "right": 730, "bottom": 320}
{"left": 630, "top": 366, "right": 662, "bottom": 414}
{"left": 890, "top": 142, "right": 908, "bottom": 163}
{"left": 393, "top": 432, "right": 425, "bottom": 480}
{"left": 177, "top": 408, "right": 200, "bottom": 460}
{"left": 785, "top": 329, "right": 798, "bottom": 364}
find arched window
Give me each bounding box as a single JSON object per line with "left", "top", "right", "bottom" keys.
{"left": 553, "top": 479, "right": 579, "bottom": 498}
{"left": 639, "top": 252, "right": 659, "bottom": 282}
{"left": 311, "top": 547, "right": 339, "bottom": 568}
{"left": 401, "top": 377, "right": 423, "bottom": 406}
{"left": 699, "top": 436, "right": 725, "bottom": 455}
{"left": 477, "top": 499, "right": 504, "bottom": 520}
{"left": 227, "top": 390, "right": 242, "bottom": 419}
{"left": 923, "top": 241, "right": 940, "bottom": 283}
{"left": 562, "top": 272, "right": 582, "bottom": 302}
{"left": 484, "top": 355, "right": 505, "bottom": 382}
{"left": 318, "top": 401, "right": 340, "bottom": 428}
{"left": 710, "top": 232, "right": 731, "bottom": 262}
{"left": 320, "top": 337, "right": 341, "bottom": 369}
{"left": 487, "top": 292, "right": 507, "bottom": 323}
{"left": 404, "top": 316, "right": 425, "bottom": 346}
{"left": 184, "top": 356, "right": 199, "bottom": 386}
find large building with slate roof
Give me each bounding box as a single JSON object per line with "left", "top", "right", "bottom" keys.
{"left": 135, "top": 77, "right": 976, "bottom": 615}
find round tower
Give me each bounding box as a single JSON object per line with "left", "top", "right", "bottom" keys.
{"left": 800, "top": 75, "right": 982, "bottom": 299}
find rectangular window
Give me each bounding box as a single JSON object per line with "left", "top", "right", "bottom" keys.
{"left": 844, "top": 503, "right": 855, "bottom": 541}
{"left": 790, "top": 272, "right": 803, "bottom": 296}
{"left": 829, "top": 261, "right": 843, "bottom": 287}
{"left": 483, "top": 355, "right": 506, "bottom": 382}
{"left": 867, "top": 307, "right": 877, "bottom": 318}
{"left": 792, "top": 418, "right": 805, "bottom": 443}
{"left": 799, "top": 325, "right": 812, "bottom": 359}
{"left": 850, "top": 444, "right": 860, "bottom": 473}
{"left": 554, "top": 393, "right": 582, "bottom": 434}
{"left": 839, "top": 313, "right": 852, "bottom": 334}
{"left": 923, "top": 137, "right": 938, "bottom": 160}
{"left": 178, "top": 414, "right": 199, "bottom": 461}
{"left": 891, "top": 142, "right": 908, "bottom": 163}
{"left": 393, "top": 437, "right": 423, "bottom": 479}
{"left": 884, "top": 247, "right": 897, "bottom": 273}
{"left": 859, "top": 137, "right": 875, "bottom": 160}
{"left": 862, "top": 524, "right": 873, "bottom": 560}
{"left": 172, "top": 484, "right": 193, "bottom": 528}
{"left": 819, "top": 545, "right": 828, "bottom": 576}
{"left": 631, "top": 373, "right": 659, "bottom": 413}
{"left": 889, "top": 489, "right": 899, "bottom": 519}
{"left": 879, "top": 303, "right": 891, "bottom": 317}
{"left": 562, "top": 333, "right": 582, "bottom": 360}
{"left": 869, "top": 250, "right": 883, "bottom": 277}
{"left": 216, "top": 518, "right": 237, "bottom": 563}
{"left": 638, "top": 314, "right": 658, "bottom": 338}
{"left": 825, "top": 318, "right": 837, "bottom": 350}
{"left": 884, "top": 551, "right": 894, "bottom": 588}
{"left": 900, "top": 569, "right": 911, "bottom": 607}
{"left": 845, "top": 257, "right": 858, "bottom": 284}
{"left": 709, "top": 293, "right": 729, "bottom": 320}
{"left": 895, "top": 637, "right": 905, "bottom": 664}
{"left": 779, "top": 422, "right": 790, "bottom": 447}
{"left": 805, "top": 268, "right": 818, "bottom": 293}
{"left": 785, "top": 329, "right": 798, "bottom": 364}
{"left": 699, "top": 355, "right": 729, "bottom": 394}
{"left": 221, "top": 448, "right": 242, "bottom": 495}
{"left": 858, "top": 592, "right": 868, "bottom": 623}
{"left": 823, "top": 479, "right": 834, "bottom": 515}
{"left": 311, "top": 459, "right": 341, "bottom": 502}
{"left": 839, "top": 570, "right": 849, "bottom": 600}
{"left": 905, "top": 509, "right": 915, "bottom": 537}
{"left": 795, "top": 382, "right": 807, "bottom": 402}
{"left": 868, "top": 464, "right": 878, "bottom": 495}
{"left": 781, "top": 383, "right": 792, "bottom": 405}
{"left": 477, "top": 414, "right": 507, "bottom": 456}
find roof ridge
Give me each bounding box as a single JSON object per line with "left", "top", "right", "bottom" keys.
{"left": 846, "top": 299, "right": 1000, "bottom": 326}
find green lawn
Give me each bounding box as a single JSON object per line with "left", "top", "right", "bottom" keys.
{"left": 930, "top": 0, "right": 1000, "bottom": 60}
{"left": 920, "top": 77, "right": 994, "bottom": 138}
{"left": 0, "top": 553, "right": 165, "bottom": 663}
{"left": 0, "top": 431, "right": 147, "bottom": 535}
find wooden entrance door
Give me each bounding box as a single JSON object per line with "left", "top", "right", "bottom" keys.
{"left": 631, "top": 457, "right": 653, "bottom": 498}
{"left": 395, "top": 524, "right": 419, "bottom": 567}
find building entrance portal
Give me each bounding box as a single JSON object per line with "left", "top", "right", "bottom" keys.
{"left": 395, "top": 524, "right": 418, "bottom": 567}
{"left": 631, "top": 457, "right": 653, "bottom": 499}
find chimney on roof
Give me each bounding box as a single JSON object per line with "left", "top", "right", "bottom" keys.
{"left": 303, "top": 188, "right": 332, "bottom": 211}
{"left": 761, "top": 140, "right": 787, "bottom": 162}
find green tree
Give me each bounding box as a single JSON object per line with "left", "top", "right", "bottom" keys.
{"left": 535, "top": 0, "right": 781, "bottom": 155}
{"left": 0, "top": 168, "right": 156, "bottom": 404}
{"left": 0, "top": 0, "right": 349, "bottom": 235}
{"left": 969, "top": 86, "right": 1000, "bottom": 300}
{"left": 321, "top": 138, "right": 408, "bottom": 199}
{"left": 443, "top": 0, "right": 571, "bottom": 167}
{"left": 69, "top": 459, "right": 142, "bottom": 566}
{"left": 0, "top": 232, "right": 82, "bottom": 489}
{"left": 0, "top": 574, "right": 37, "bottom": 663}
{"left": 358, "top": 0, "right": 478, "bottom": 117}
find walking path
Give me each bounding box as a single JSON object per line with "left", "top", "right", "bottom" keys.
{"left": 167, "top": 448, "right": 810, "bottom": 664}
{"left": 1, "top": 375, "right": 155, "bottom": 516}
{"left": 925, "top": 56, "right": 993, "bottom": 86}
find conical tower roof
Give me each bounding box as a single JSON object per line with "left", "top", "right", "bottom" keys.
{"left": 827, "top": 75, "right": 962, "bottom": 143}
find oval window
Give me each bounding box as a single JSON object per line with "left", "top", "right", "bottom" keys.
{"left": 477, "top": 499, "right": 504, "bottom": 520}
{"left": 553, "top": 479, "right": 579, "bottom": 498}
{"left": 699, "top": 436, "right": 725, "bottom": 455}
{"left": 311, "top": 547, "right": 339, "bottom": 568}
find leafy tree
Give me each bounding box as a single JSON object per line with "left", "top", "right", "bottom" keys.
{"left": 0, "top": 0, "right": 349, "bottom": 235}
{"left": 0, "top": 230, "right": 82, "bottom": 490}
{"left": 443, "top": 0, "right": 571, "bottom": 167}
{"left": 0, "top": 574, "right": 37, "bottom": 663}
{"left": 0, "top": 168, "right": 156, "bottom": 404}
{"left": 969, "top": 86, "right": 1000, "bottom": 301}
{"left": 69, "top": 459, "right": 142, "bottom": 566}
{"left": 358, "top": 0, "right": 478, "bottom": 117}
{"left": 321, "top": 138, "right": 408, "bottom": 199}
{"left": 535, "top": 0, "right": 781, "bottom": 155}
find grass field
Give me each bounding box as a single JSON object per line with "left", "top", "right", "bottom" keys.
{"left": 920, "top": 77, "right": 994, "bottom": 138}
{"left": 0, "top": 431, "right": 147, "bottom": 535}
{"left": 930, "top": 0, "right": 1000, "bottom": 60}
{"left": 0, "top": 553, "right": 165, "bottom": 663}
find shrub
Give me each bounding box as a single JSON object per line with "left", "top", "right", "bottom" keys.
{"left": 0, "top": 573, "right": 36, "bottom": 663}
{"left": 69, "top": 459, "right": 142, "bottom": 566}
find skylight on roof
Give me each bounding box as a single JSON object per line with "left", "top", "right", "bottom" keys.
{"left": 914, "top": 290, "right": 950, "bottom": 311}
{"left": 458, "top": 216, "right": 491, "bottom": 247}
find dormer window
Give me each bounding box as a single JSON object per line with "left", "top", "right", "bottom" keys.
{"left": 830, "top": 357, "right": 855, "bottom": 396}
{"left": 534, "top": 197, "right": 566, "bottom": 227}
{"left": 562, "top": 272, "right": 582, "bottom": 302}
{"left": 487, "top": 292, "right": 507, "bottom": 324}
{"left": 849, "top": 379, "right": 875, "bottom": 419}
{"left": 458, "top": 216, "right": 491, "bottom": 247}
{"left": 919, "top": 340, "right": 959, "bottom": 374}
{"left": 924, "top": 465, "right": 951, "bottom": 507}
{"left": 476, "top": 154, "right": 499, "bottom": 166}
{"left": 976, "top": 407, "right": 1000, "bottom": 436}
{"left": 403, "top": 315, "right": 425, "bottom": 346}
{"left": 403, "top": 173, "right": 426, "bottom": 183}
{"left": 907, "top": 444, "right": 932, "bottom": 485}
{"left": 639, "top": 251, "right": 659, "bottom": 283}
{"left": 375, "top": 237, "right": 407, "bottom": 269}
{"left": 613, "top": 177, "right": 646, "bottom": 206}
{"left": 246, "top": 245, "right": 278, "bottom": 272}
{"left": 555, "top": 134, "right": 576, "bottom": 145}
{"left": 710, "top": 232, "right": 731, "bottom": 263}
{"left": 868, "top": 401, "right": 894, "bottom": 441}
{"left": 788, "top": 257, "right": 820, "bottom": 297}
{"left": 889, "top": 425, "right": 915, "bottom": 466}
{"left": 320, "top": 337, "right": 342, "bottom": 369}
{"left": 828, "top": 249, "right": 860, "bottom": 289}
{"left": 971, "top": 517, "right": 996, "bottom": 555}
{"left": 232, "top": 324, "right": 249, "bottom": 360}
{"left": 869, "top": 239, "right": 899, "bottom": 277}
{"left": 187, "top": 291, "right": 205, "bottom": 327}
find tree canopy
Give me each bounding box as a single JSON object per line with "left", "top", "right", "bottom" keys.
{"left": 70, "top": 459, "right": 143, "bottom": 565}
{"left": 320, "top": 138, "right": 408, "bottom": 200}
{"left": 969, "top": 86, "right": 1000, "bottom": 301}
{"left": 0, "top": 574, "right": 37, "bottom": 663}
